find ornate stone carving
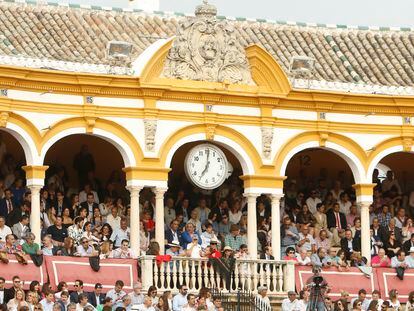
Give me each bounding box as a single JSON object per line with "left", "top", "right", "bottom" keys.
{"left": 162, "top": 0, "right": 254, "bottom": 85}
{"left": 0, "top": 112, "right": 9, "bottom": 128}
{"left": 144, "top": 119, "right": 157, "bottom": 152}
{"left": 319, "top": 132, "right": 329, "bottom": 147}
{"left": 84, "top": 117, "right": 96, "bottom": 134}
{"left": 403, "top": 137, "right": 413, "bottom": 152}
{"left": 205, "top": 123, "right": 217, "bottom": 140}
{"left": 261, "top": 127, "right": 273, "bottom": 159}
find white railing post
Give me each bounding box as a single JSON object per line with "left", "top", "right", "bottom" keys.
{"left": 140, "top": 256, "right": 154, "bottom": 290}
{"left": 283, "top": 261, "right": 295, "bottom": 292}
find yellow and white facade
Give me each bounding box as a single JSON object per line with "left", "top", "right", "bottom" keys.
{"left": 1, "top": 38, "right": 414, "bottom": 261}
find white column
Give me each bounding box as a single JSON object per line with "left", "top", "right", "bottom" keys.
{"left": 28, "top": 185, "right": 42, "bottom": 244}
{"left": 244, "top": 193, "right": 259, "bottom": 259}
{"left": 127, "top": 186, "right": 142, "bottom": 256}
{"left": 271, "top": 194, "right": 283, "bottom": 260}
{"left": 360, "top": 201, "right": 371, "bottom": 264}
{"left": 155, "top": 187, "right": 167, "bottom": 254}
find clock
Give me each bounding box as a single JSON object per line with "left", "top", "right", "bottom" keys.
{"left": 184, "top": 143, "right": 229, "bottom": 190}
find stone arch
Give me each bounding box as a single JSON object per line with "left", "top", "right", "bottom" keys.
{"left": 366, "top": 136, "right": 409, "bottom": 180}
{"left": 39, "top": 117, "right": 143, "bottom": 167}
{"left": 273, "top": 131, "right": 367, "bottom": 183}
{"left": 159, "top": 124, "right": 262, "bottom": 175}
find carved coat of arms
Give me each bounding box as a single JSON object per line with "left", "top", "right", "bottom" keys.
{"left": 162, "top": 1, "right": 254, "bottom": 85}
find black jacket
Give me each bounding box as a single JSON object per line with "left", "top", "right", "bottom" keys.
{"left": 88, "top": 292, "right": 106, "bottom": 307}
{"left": 340, "top": 237, "right": 361, "bottom": 260}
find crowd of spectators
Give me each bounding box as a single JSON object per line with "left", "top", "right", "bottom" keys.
{"left": 0, "top": 275, "right": 226, "bottom": 311}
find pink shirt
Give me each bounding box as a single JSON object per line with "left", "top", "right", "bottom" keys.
{"left": 371, "top": 255, "right": 390, "bottom": 267}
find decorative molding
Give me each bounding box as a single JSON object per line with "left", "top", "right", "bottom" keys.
{"left": 0, "top": 89, "right": 7, "bottom": 97}
{"left": 162, "top": 1, "right": 254, "bottom": 85}
{"left": 402, "top": 137, "right": 413, "bottom": 152}
{"left": 0, "top": 112, "right": 9, "bottom": 127}
{"left": 318, "top": 131, "right": 329, "bottom": 147}
{"left": 261, "top": 127, "right": 273, "bottom": 159}
{"left": 86, "top": 96, "right": 94, "bottom": 104}
{"left": 144, "top": 119, "right": 157, "bottom": 151}
{"left": 205, "top": 123, "right": 217, "bottom": 140}
{"left": 84, "top": 116, "right": 97, "bottom": 133}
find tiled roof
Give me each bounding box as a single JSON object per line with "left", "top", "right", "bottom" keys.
{"left": 1, "top": 0, "right": 414, "bottom": 87}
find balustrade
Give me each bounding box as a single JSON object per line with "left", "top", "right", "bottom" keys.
{"left": 139, "top": 256, "right": 295, "bottom": 294}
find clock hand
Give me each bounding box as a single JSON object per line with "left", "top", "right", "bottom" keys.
{"left": 199, "top": 149, "right": 210, "bottom": 180}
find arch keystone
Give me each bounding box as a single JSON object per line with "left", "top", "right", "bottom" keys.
{"left": 0, "top": 112, "right": 9, "bottom": 128}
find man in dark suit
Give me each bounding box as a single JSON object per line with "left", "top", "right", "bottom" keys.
{"left": 327, "top": 203, "right": 347, "bottom": 247}
{"left": 69, "top": 280, "right": 85, "bottom": 303}
{"left": 256, "top": 201, "right": 270, "bottom": 220}
{"left": 403, "top": 233, "right": 414, "bottom": 254}
{"left": 88, "top": 283, "right": 105, "bottom": 308}
{"left": 165, "top": 219, "right": 182, "bottom": 248}
{"left": 340, "top": 229, "right": 361, "bottom": 260}
{"left": 380, "top": 218, "right": 402, "bottom": 244}
{"left": 0, "top": 276, "right": 5, "bottom": 306}
{"left": 4, "top": 275, "right": 22, "bottom": 304}
{"left": 287, "top": 205, "right": 300, "bottom": 224}
{"left": 55, "top": 191, "right": 70, "bottom": 217}
{"left": 80, "top": 193, "right": 99, "bottom": 217}
{"left": 258, "top": 245, "right": 274, "bottom": 273}
{"left": 0, "top": 189, "right": 16, "bottom": 226}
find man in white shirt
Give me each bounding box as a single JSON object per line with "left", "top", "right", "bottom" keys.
{"left": 338, "top": 193, "right": 352, "bottom": 215}
{"left": 133, "top": 296, "right": 155, "bottom": 311}
{"left": 129, "top": 282, "right": 145, "bottom": 306}
{"left": 40, "top": 291, "right": 55, "bottom": 311}
{"left": 296, "top": 248, "right": 312, "bottom": 266}
{"left": 172, "top": 285, "right": 188, "bottom": 311}
{"left": 0, "top": 216, "right": 12, "bottom": 243}
{"left": 297, "top": 225, "right": 316, "bottom": 253}
{"left": 181, "top": 294, "right": 197, "bottom": 311}
{"left": 106, "top": 280, "right": 127, "bottom": 308}
{"left": 281, "top": 291, "right": 301, "bottom": 311}
{"left": 305, "top": 190, "right": 321, "bottom": 215}
{"left": 112, "top": 239, "right": 136, "bottom": 259}
{"left": 76, "top": 238, "right": 98, "bottom": 257}
{"left": 110, "top": 218, "right": 130, "bottom": 248}
{"left": 186, "top": 236, "right": 202, "bottom": 258}
{"left": 106, "top": 207, "right": 121, "bottom": 232}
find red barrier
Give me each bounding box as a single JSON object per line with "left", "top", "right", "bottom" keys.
{"left": 44, "top": 256, "right": 138, "bottom": 293}
{"left": 376, "top": 268, "right": 414, "bottom": 302}
{"left": 0, "top": 255, "right": 47, "bottom": 289}
{"left": 295, "top": 266, "right": 378, "bottom": 300}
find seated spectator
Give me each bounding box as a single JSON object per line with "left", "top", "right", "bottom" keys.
{"left": 281, "top": 291, "right": 300, "bottom": 311}
{"left": 62, "top": 207, "right": 73, "bottom": 228}
{"left": 82, "top": 221, "right": 100, "bottom": 246}
{"left": 340, "top": 229, "right": 361, "bottom": 261}
{"left": 181, "top": 294, "right": 196, "bottom": 311}
{"left": 106, "top": 207, "right": 121, "bottom": 232}
{"left": 335, "top": 249, "right": 350, "bottom": 271}
{"left": 405, "top": 247, "right": 414, "bottom": 268}
{"left": 217, "top": 213, "right": 231, "bottom": 241}
{"left": 76, "top": 237, "right": 98, "bottom": 257}
{"left": 186, "top": 235, "right": 202, "bottom": 258}
{"left": 187, "top": 210, "right": 202, "bottom": 234}
{"left": 97, "top": 298, "right": 113, "bottom": 311}
{"left": 58, "top": 237, "right": 76, "bottom": 256}
{"left": 315, "top": 229, "right": 331, "bottom": 250}
{"left": 128, "top": 283, "right": 144, "bottom": 306}
{"left": 314, "top": 203, "right": 327, "bottom": 234}
{"left": 100, "top": 223, "right": 113, "bottom": 243}
{"left": 224, "top": 224, "right": 246, "bottom": 252}
{"left": 346, "top": 205, "right": 358, "bottom": 229}
{"left": 68, "top": 217, "right": 84, "bottom": 246}
{"left": 110, "top": 218, "right": 130, "bottom": 248}
{"left": 350, "top": 252, "right": 366, "bottom": 267}
{"left": 75, "top": 293, "right": 94, "bottom": 311}
{"left": 403, "top": 233, "right": 414, "bottom": 254}
{"left": 327, "top": 203, "right": 347, "bottom": 247}
{"left": 166, "top": 241, "right": 184, "bottom": 257}
{"left": 402, "top": 219, "right": 414, "bottom": 243}
{"left": 310, "top": 247, "right": 331, "bottom": 267}
{"left": 296, "top": 224, "right": 316, "bottom": 253}
{"left": 70, "top": 280, "right": 85, "bottom": 304}
{"left": 58, "top": 291, "right": 70, "bottom": 311}
{"left": 112, "top": 239, "right": 136, "bottom": 259}
{"left": 147, "top": 286, "right": 159, "bottom": 307}
{"left": 296, "top": 204, "right": 315, "bottom": 226}
{"left": 165, "top": 220, "right": 181, "bottom": 249}
{"left": 371, "top": 248, "right": 391, "bottom": 268}
{"left": 134, "top": 296, "right": 154, "bottom": 311}
{"left": 106, "top": 281, "right": 126, "bottom": 308}
{"left": 7, "top": 288, "right": 27, "bottom": 311}
{"left": 11, "top": 215, "right": 30, "bottom": 244}
{"left": 377, "top": 205, "right": 392, "bottom": 228}
{"left": 99, "top": 241, "right": 114, "bottom": 259}
{"left": 282, "top": 247, "right": 298, "bottom": 262}
{"left": 40, "top": 291, "right": 55, "bottom": 311}
{"left": 172, "top": 285, "right": 187, "bottom": 311}
{"left": 42, "top": 235, "right": 58, "bottom": 256}
{"left": 296, "top": 248, "right": 311, "bottom": 266}
{"left": 387, "top": 289, "right": 401, "bottom": 310}
{"left": 384, "top": 231, "right": 401, "bottom": 258}
{"left": 200, "top": 223, "right": 218, "bottom": 250}
{"left": 22, "top": 233, "right": 41, "bottom": 255}
{"left": 281, "top": 216, "right": 299, "bottom": 257}
{"left": 0, "top": 215, "right": 12, "bottom": 242}
{"left": 46, "top": 216, "right": 68, "bottom": 247}
{"left": 391, "top": 250, "right": 408, "bottom": 280}
{"left": 256, "top": 285, "right": 271, "bottom": 309}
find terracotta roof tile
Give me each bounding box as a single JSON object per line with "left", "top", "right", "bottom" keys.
{"left": 1, "top": 1, "right": 414, "bottom": 86}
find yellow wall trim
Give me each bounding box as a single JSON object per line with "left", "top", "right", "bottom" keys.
{"left": 22, "top": 165, "right": 49, "bottom": 179}
{"left": 240, "top": 175, "right": 287, "bottom": 189}
{"left": 352, "top": 183, "right": 376, "bottom": 197}
{"left": 123, "top": 166, "right": 171, "bottom": 181}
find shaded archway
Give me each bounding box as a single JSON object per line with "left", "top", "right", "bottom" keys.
{"left": 0, "top": 130, "right": 26, "bottom": 188}
{"left": 43, "top": 134, "right": 126, "bottom": 201}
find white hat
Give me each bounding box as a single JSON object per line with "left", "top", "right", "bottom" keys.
{"left": 409, "top": 247, "right": 414, "bottom": 253}
{"left": 168, "top": 241, "right": 181, "bottom": 248}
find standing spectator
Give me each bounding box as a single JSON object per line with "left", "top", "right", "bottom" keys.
{"left": 377, "top": 205, "right": 392, "bottom": 228}
{"left": 327, "top": 203, "right": 347, "bottom": 247}
{"left": 382, "top": 171, "right": 401, "bottom": 194}
{"left": 73, "top": 145, "right": 95, "bottom": 188}
{"left": 0, "top": 189, "right": 15, "bottom": 226}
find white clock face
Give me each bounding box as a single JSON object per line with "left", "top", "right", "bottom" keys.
{"left": 185, "top": 144, "right": 228, "bottom": 190}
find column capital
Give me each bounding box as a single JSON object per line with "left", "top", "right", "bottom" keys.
{"left": 352, "top": 183, "right": 376, "bottom": 196}
{"left": 126, "top": 185, "right": 143, "bottom": 194}
{"left": 243, "top": 192, "right": 260, "bottom": 199}
{"left": 23, "top": 165, "right": 48, "bottom": 179}
{"left": 154, "top": 187, "right": 168, "bottom": 199}
{"left": 27, "top": 185, "right": 43, "bottom": 191}
{"left": 270, "top": 193, "right": 284, "bottom": 200}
